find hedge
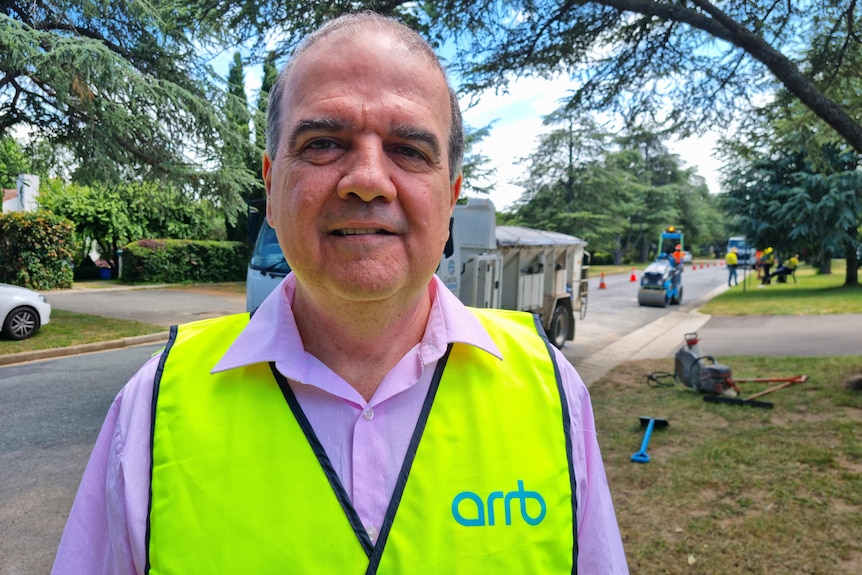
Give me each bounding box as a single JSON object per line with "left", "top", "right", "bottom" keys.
{"left": 0, "top": 210, "right": 75, "bottom": 290}
{"left": 121, "top": 239, "right": 247, "bottom": 284}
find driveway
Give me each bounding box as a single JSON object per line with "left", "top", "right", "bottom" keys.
{"left": 46, "top": 283, "right": 247, "bottom": 327}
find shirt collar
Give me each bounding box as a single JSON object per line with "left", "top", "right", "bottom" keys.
{"left": 212, "top": 274, "right": 501, "bottom": 376}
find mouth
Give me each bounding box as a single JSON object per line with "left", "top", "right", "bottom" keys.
{"left": 334, "top": 228, "right": 394, "bottom": 236}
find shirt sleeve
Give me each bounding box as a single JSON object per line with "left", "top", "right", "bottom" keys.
{"left": 553, "top": 348, "right": 630, "bottom": 574}
{"left": 52, "top": 355, "right": 160, "bottom": 575}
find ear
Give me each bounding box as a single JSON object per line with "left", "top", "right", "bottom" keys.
{"left": 449, "top": 174, "right": 462, "bottom": 210}
{"left": 262, "top": 153, "right": 273, "bottom": 222}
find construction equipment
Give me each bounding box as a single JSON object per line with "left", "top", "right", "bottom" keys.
{"left": 631, "top": 416, "right": 669, "bottom": 463}
{"left": 638, "top": 226, "right": 684, "bottom": 307}
{"left": 648, "top": 333, "right": 807, "bottom": 407}
{"left": 704, "top": 376, "right": 808, "bottom": 409}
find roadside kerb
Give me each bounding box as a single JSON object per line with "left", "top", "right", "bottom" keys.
{"left": 576, "top": 283, "right": 729, "bottom": 386}
{"left": 0, "top": 332, "right": 168, "bottom": 367}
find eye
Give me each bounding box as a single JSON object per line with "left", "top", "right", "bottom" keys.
{"left": 305, "top": 138, "right": 341, "bottom": 151}
{"left": 391, "top": 145, "right": 427, "bottom": 161}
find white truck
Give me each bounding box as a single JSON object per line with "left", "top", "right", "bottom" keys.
{"left": 246, "top": 198, "right": 589, "bottom": 348}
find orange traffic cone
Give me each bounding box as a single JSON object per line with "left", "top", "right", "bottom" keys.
{"left": 599, "top": 272, "right": 607, "bottom": 289}
{"left": 629, "top": 267, "right": 637, "bottom": 282}
{"left": 700, "top": 262, "right": 704, "bottom": 269}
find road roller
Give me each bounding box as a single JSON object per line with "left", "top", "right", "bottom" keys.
{"left": 638, "top": 226, "right": 684, "bottom": 307}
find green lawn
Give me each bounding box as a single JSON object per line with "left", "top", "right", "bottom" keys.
{"left": 590, "top": 258, "right": 862, "bottom": 572}
{"left": 593, "top": 355, "right": 862, "bottom": 574}
{"left": 701, "top": 260, "right": 862, "bottom": 316}
{"left": 0, "top": 309, "right": 165, "bottom": 356}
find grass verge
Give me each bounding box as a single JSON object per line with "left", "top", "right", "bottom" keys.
{"left": 0, "top": 310, "right": 165, "bottom": 356}
{"left": 701, "top": 260, "right": 862, "bottom": 316}
{"left": 592, "top": 355, "right": 862, "bottom": 574}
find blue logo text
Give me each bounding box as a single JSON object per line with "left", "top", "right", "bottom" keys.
{"left": 452, "top": 480, "right": 546, "bottom": 527}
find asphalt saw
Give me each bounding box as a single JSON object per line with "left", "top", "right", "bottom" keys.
{"left": 648, "top": 332, "right": 807, "bottom": 408}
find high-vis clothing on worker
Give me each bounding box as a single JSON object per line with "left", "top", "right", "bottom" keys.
{"left": 148, "top": 309, "right": 577, "bottom": 574}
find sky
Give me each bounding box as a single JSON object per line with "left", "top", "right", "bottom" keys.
{"left": 457, "top": 75, "right": 725, "bottom": 211}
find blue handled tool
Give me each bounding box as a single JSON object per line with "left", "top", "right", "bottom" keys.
{"left": 631, "top": 416, "right": 669, "bottom": 463}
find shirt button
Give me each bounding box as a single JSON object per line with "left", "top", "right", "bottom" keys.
{"left": 366, "top": 525, "right": 378, "bottom": 540}
{"left": 362, "top": 408, "right": 374, "bottom": 421}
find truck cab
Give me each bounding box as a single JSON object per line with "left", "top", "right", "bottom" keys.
{"left": 246, "top": 220, "right": 290, "bottom": 312}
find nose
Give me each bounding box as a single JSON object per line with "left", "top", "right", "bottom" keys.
{"left": 336, "top": 137, "right": 397, "bottom": 203}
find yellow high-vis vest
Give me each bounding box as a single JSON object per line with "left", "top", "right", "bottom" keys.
{"left": 147, "top": 309, "right": 577, "bottom": 574}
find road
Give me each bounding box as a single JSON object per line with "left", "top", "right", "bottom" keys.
{"left": 0, "top": 343, "right": 163, "bottom": 575}
{"left": 565, "top": 262, "right": 727, "bottom": 363}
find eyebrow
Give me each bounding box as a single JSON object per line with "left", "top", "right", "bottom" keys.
{"left": 391, "top": 123, "right": 441, "bottom": 160}
{"left": 288, "top": 118, "right": 351, "bottom": 151}
{"left": 287, "top": 118, "right": 442, "bottom": 160}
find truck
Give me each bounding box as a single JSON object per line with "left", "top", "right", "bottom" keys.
{"left": 726, "top": 236, "right": 755, "bottom": 267}
{"left": 246, "top": 198, "right": 589, "bottom": 348}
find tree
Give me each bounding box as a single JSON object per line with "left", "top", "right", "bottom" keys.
{"left": 188, "top": 1, "right": 862, "bottom": 155}
{"left": 223, "top": 52, "right": 263, "bottom": 243}
{"left": 508, "top": 109, "right": 718, "bottom": 262}
{"left": 722, "top": 144, "right": 861, "bottom": 285}
{"left": 37, "top": 179, "right": 224, "bottom": 266}
{"left": 460, "top": 122, "right": 498, "bottom": 198}
{"left": 1, "top": 1, "right": 256, "bottom": 217}
{"left": 0, "top": 135, "right": 30, "bottom": 188}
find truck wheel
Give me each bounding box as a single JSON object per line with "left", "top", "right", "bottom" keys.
{"left": 547, "top": 304, "right": 571, "bottom": 349}
{"left": 670, "top": 286, "right": 683, "bottom": 305}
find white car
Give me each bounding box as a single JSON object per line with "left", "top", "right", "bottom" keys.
{"left": 0, "top": 283, "right": 51, "bottom": 340}
{"left": 683, "top": 251, "right": 693, "bottom": 263}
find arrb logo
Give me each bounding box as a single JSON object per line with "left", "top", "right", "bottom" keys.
{"left": 451, "top": 480, "right": 546, "bottom": 526}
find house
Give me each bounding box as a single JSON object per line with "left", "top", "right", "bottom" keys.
{"left": 2, "top": 174, "right": 40, "bottom": 213}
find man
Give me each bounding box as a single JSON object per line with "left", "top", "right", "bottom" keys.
{"left": 53, "top": 12, "right": 628, "bottom": 574}
{"left": 726, "top": 247, "right": 739, "bottom": 287}
{"left": 769, "top": 253, "right": 799, "bottom": 283}
{"left": 760, "top": 246, "right": 775, "bottom": 284}
{"left": 672, "top": 244, "right": 684, "bottom": 266}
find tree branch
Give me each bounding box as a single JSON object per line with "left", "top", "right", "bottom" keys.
{"left": 591, "top": 0, "right": 862, "bottom": 153}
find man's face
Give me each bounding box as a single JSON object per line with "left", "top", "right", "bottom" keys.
{"left": 264, "top": 32, "right": 461, "bottom": 305}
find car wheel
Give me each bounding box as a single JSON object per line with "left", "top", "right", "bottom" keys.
{"left": 3, "top": 306, "right": 40, "bottom": 340}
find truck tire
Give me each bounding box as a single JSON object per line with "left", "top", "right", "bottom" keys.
{"left": 547, "top": 303, "right": 572, "bottom": 349}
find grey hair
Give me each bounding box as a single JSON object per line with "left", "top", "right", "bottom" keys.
{"left": 265, "top": 12, "right": 464, "bottom": 184}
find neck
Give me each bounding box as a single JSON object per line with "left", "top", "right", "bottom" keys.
{"left": 292, "top": 283, "right": 433, "bottom": 401}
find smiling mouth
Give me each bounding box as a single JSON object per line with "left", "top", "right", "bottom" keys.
{"left": 335, "top": 228, "right": 392, "bottom": 236}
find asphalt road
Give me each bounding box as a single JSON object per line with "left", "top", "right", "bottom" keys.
{"left": 0, "top": 343, "right": 163, "bottom": 575}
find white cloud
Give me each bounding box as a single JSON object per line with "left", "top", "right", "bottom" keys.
{"left": 461, "top": 76, "right": 724, "bottom": 211}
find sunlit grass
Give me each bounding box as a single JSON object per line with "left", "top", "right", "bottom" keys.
{"left": 592, "top": 355, "right": 862, "bottom": 574}
{"left": 701, "top": 260, "right": 862, "bottom": 316}
{"left": 0, "top": 310, "right": 164, "bottom": 356}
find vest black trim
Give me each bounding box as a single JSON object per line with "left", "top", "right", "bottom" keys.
{"left": 146, "top": 324, "right": 179, "bottom": 575}
{"left": 268, "top": 363, "right": 376, "bottom": 557}
{"left": 533, "top": 314, "right": 580, "bottom": 573}
{"left": 366, "top": 344, "right": 454, "bottom": 574}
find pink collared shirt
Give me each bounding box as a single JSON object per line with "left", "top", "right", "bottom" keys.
{"left": 53, "top": 275, "right": 628, "bottom": 574}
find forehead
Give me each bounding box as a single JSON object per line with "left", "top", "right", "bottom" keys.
{"left": 281, "top": 31, "right": 451, "bottom": 135}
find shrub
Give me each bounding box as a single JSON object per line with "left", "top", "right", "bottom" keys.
{"left": 590, "top": 250, "right": 614, "bottom": 265}
{"left": 0, "top": 210, "right": 75, "bottom": 289}
{"left": 121, "top": 239, "right": 247, "bottom": 284}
